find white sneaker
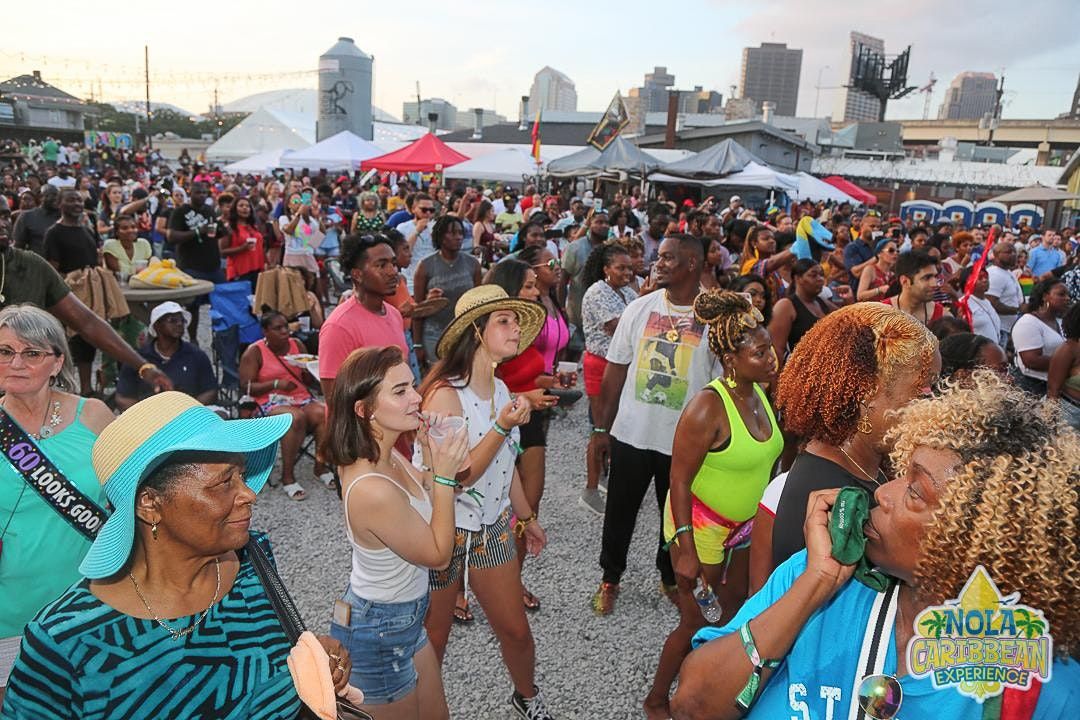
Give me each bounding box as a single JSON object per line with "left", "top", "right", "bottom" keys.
{"left": 579, "top": 488, "right": 605, "bottom": 516}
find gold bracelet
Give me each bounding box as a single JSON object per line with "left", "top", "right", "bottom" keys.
{"left": 137, "top": 362, "right": 157, "bottom": 379}
{"left": 513, "top": 513, "right": 537, "bottom": 538}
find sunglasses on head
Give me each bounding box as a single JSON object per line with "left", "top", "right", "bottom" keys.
{"left": 532, "top": 258, "right": 560, "bottom": 270}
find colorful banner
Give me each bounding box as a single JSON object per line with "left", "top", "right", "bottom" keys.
{"left": 84, "top": 131, "right": 133, "bottom": 150}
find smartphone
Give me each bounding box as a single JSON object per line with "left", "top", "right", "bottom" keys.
{"left": 544, "top": 228, "right": 563, "bottom": 240}
{"left": 300, "top": 191, "right": 312, "bottom": 205}
{"left": 593, "top": 198, "right": 603, "bottom": 212}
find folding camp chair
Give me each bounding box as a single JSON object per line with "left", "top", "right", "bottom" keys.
{"left": 209, "top": 280, "right": 261, "bottom": 417}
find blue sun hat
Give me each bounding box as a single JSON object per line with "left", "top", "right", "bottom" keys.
{"left": 79, "top": 392, "right": 292, "bottom": 579}
{"left": 791, "top": 215, "right": 836, "bottom": 260}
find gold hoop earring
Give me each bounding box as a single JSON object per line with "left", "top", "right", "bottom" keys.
{"left": 151, "top": 522, "right": 159, "bottom": 540}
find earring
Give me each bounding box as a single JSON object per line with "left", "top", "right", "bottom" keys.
{"left": 151, "top": 522, "right": 159, "bottom": 540}
{"left": 858, "top": 415, "right": 873, "bottom": 434}
{"left": 724, "top": 370, "right": 738, "bottom": 389}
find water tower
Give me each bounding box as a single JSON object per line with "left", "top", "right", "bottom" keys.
{"left": 317, "top": 37, "right": 373, "bottom": 141}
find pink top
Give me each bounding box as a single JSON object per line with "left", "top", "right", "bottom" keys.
{"left": 319, "top": 296, "right": 408, "bottom": 380}
{"left": 252, "top": 338, "right": 312, "bottom": 406}
{"left": 533, "top": 306, "right": 569, "bottom": 373}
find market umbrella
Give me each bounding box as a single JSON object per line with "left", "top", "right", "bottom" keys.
{"left": 986, "top": 183, "right": 1080, "bottom": 203}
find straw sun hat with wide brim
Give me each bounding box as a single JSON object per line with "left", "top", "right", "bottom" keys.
{"left": 79, "top": 392, "right": 292, "bottom": 579}
{"left": 435, "top": 285, "right": 547, "bottom": 360}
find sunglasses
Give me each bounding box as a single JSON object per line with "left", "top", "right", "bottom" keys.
{"left": 416, "top": 207, "right": 435, "bottom": 214}
{"left": 532, "top": 259, "right": 561, "bottom": 270}
{"left": 857, "top": 674, "right": 902, "bottom": 719}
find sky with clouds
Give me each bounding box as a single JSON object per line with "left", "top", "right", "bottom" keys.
{"left": 2, "top": 0, "right": 1077, "bottom": 122}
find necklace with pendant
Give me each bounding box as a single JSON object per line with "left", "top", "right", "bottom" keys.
{"left": 2, "top": 391, "right": 62, "bottom": 439}
{"left": 129, "top": 557, "right": 221, "bottom": 641}
{"left": 662, "top": 290, "right": 692, "bottom": 343}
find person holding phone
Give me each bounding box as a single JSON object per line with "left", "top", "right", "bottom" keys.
{"left": 219, "top": 196, "right": 265, "bottom": 288}
{"left": 279, "top": 191, "right": 320, "bottom": 290}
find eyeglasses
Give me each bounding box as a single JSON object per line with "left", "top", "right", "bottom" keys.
{"left": 0, "top": 347, "right": 60, "bottom": 365}
{"left": 857, "top": 674, "right": 903, "bottom": 719}
{"left": 416, "top": 206, "right": 435, "bottom": 214}
{"left": 532, "top": 259, "right": 561, "bottom": 270}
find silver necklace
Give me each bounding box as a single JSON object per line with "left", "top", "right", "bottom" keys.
{"left": 129, "top": 557, "right": 221, "bottom": 641}
{"left": 2, "top": 391, "right": 62, "bottom": 439}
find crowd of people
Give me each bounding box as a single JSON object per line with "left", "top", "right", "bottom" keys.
{"left": 0, "top": 137, "right": 1078, "bottom": 720}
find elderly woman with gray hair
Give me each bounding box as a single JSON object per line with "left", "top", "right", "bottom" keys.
{"left": 0, "top": 304, "right": 114, "bottom": 698}
{"left": 350, "top": 191, "right": 386, "bottom": 235}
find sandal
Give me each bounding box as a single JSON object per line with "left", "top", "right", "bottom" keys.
{"left": 522, "top": 588, "right": 541, "bottom": 612}
{"left": 317, "top": 471, "right": 336, "bottom": 489}
{"left": 282, "top": 482, "right": 307, "bottom": 501}
{"left": 453, "top": 597, "right": 474, "bottom": 624}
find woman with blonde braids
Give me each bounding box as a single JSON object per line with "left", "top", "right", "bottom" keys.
{"left": 752, "top": 303, "right": 940, "bottom": 591}
{"left": 674, "top": 371, "right": 1080, "bottom": 720}
{"left": 643, "top": 289, "right": 783, "bottom": 720}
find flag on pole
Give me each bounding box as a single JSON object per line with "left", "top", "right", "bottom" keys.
{"left": 587, "top": 93, "right": 629, "bottom": 150}
{"left": 530, "top": 108, "right": 542, "bottom": 162}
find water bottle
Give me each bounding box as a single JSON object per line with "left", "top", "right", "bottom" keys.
{"left": 694, "top": 579, "right": 723, "bottom": 623}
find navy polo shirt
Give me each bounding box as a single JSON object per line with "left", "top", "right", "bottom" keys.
{"left": 116, "top": 340, "right": 218, "bottom": 402}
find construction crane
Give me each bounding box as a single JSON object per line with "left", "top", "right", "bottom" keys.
{"left": 918, "top": 72, "right": 937, "bottom": 119}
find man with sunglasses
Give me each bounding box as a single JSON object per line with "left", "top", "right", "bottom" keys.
{"left": 0, "top": 196, "right": 171, "bottom": 393}
{"left": 399, "top": 192, "right": 436, "bottom": 293}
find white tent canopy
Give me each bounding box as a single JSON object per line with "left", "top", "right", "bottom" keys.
{"left": 280, "top": 131, "right": 384, "bottom": 171}
{"left": 222, "top": 149, "right": 296, "bottom": 174}
{"left": 793, "top": 172, "right": 859, "bottom": 203}
{"left": 443, "top": 148, "right": 543, "bottom": 183}
{"left": 651, "top": 162, "right": 798, "bottom": 192}
{"left": 206, "top": 108, "right": 315, "bottom": 162}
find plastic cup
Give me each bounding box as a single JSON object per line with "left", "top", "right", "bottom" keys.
{"left": 427, "top": 415, "right": 466, "bottom": 441}
{"left": 557, "top": 361, "right": 578, "bottom": 387}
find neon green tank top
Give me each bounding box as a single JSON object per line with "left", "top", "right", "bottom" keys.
{"left": 688, "top": 378, "right": 784, "bottom": 522}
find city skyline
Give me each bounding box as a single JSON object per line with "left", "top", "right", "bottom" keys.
{"left": 1, "top": 0, "right": 1077, "bottom": 123}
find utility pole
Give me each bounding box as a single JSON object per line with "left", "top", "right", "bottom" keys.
{"left": 144, "top": 45, "right": 152, "bottom": 149}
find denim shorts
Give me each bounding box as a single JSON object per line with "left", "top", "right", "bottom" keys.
{"left": 329, "top": 588, "right": 429, "bottom": 705}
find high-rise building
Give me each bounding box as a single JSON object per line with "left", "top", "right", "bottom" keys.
{"left": 938, "top": 72, "right": 999, "bottom": 120}
{"left": 739, "top": 42, "right": 803, "bottom": 117}
{"left": 526, "top": 67, "right": 577, "bottom": 115}
{"left": 628, "top": 67, "right": 723, "bottom": 118}
{"left": 834, "top": 31, "right": 885, "bottom": 122}
{"left": 402, "top": 98, "right": 457, "bottom": 130}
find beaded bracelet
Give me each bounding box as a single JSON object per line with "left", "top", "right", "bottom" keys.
{"left": 663, "top": 524, "right": 692, "bottom": 550}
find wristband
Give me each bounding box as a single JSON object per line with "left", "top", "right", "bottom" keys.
{"left": 735, "top": 623, "right": 782, "bottom": 712}
{"left": 591, "top": 427, "right": 608, "bottom": 435}
{"left": 493, "top": 422, "right": 511, "bottom": 437}
{"left": 137, "top": 362, "right": 158, "bottom": 379}
{"left": 433, "top": 474, "right": 484, "bottom": 503}
{"left": 663, "top": 524, "right": 692, "bottom": 550}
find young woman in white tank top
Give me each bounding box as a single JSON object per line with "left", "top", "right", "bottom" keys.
{"left": 416, "top": 285, "right": 556, "bottom": 720}
{"left": 322, "top": 346, "right": 468, "bottom": 720}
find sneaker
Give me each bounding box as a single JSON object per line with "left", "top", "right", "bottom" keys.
{"left": 591, "top": 581, "right": 620, "bottom": 616}
{"left": 579, "top": 488, "right": 605, "bottom": 516}
{"left": 510, "top": 685, "right": 555, "bottom": 720}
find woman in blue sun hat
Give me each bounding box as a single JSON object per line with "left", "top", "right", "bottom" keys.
{"left": 1, "top": 391, "right": 352, "bottom": 720}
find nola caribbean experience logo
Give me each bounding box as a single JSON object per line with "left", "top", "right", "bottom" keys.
{"left": 906, "top": 565, "right": 1053, "bottom": 701}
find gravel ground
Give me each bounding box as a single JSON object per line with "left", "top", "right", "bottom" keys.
{"left": 251, "top": 398, "right": 680, "bottom": 720}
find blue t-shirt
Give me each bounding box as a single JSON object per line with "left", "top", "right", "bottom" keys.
{"left": 1027, "top": 245, "right": 1065, "bottom": 277}
{"left": 385, "top": 209, "right": 413, "bottom": 229}
{"left": 693, "top": 552, "right": 1080, "bottom": 720}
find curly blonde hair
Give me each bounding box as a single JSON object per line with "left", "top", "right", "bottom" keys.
{"left": 776, "top": 302, "right": 938, "bottom": 445}
{"left": 887, "top": 371, "right": 1080, "bottom": 658}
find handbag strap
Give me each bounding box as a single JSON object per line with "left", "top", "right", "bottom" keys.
{"left": 267, "top": 340, "right": 315, "bottom": 400}
{"left": 245, "top": 537, "right": 306, "bottom": 644}
{"left": 0, "top": 407, "right": 107, "bottom": 541}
